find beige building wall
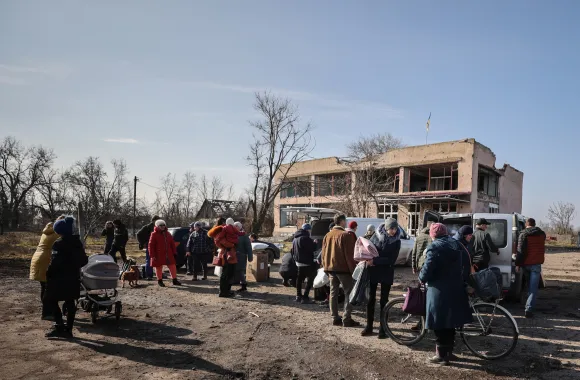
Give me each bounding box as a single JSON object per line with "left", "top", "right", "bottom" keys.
{"left": 499, "top": 165, "right": 524, "bottom": 214}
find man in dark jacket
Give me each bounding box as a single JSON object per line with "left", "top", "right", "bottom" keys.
{"left": 136, "top": 215, "right": 160, "bottom": 280}
{"left": 186, "top": 221, "right": 209, "bottom": 280}
{"left": 292, "top": 223, "right": 317, "bottom": 304}
{"left": 279, "top": 252, "right": 297, "bottom": 287}
{"left": 101, "top": 221, "right": 114, "bottom": 254}
{"left": 321, "top": 214, "right": 359, "bottom": 327}
{"left": 472, "top": 218, "right": 499, "bottom": 271}
{"left": 108, "top": 219, "right": 129, "bottom": 263}
{"left": 412, "top": 226, "right": 431, "bottom": 274}
{"left": 515, "top": 218, "right": 546, "bottom": 318}
{"left": 43, "top": 216, "right": 88, "bottom": 338}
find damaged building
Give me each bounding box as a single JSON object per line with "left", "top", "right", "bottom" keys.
{"left": 273, "top": 138, "right": 523, "bottom": 237}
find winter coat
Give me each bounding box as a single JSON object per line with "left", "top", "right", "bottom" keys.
{"left": 236, "top": 233, "right": 253, "bottom": 272}
{"left": 29, "top": 223, "right": 60, "bottom": 282}
{"left": 516, "top": 227, "right": 546, "bottom": 266}
{"left": 187, "top": 229, "right": 209, "bottom": 255}
{"left": 472, "top": 228, "right": 498, "bottom": 268}
{"left": 321, "top": 226, "right": 357, "bottom": 274}
{"left": 136, "top": 222, "right": 155, "bottom": 249}
{"left": 113, "top": 224, "right": 129, "bottom": 247}
{"left": 279, "top": 252, "right": 297, "bottom": 278}
{"left": 44, "top": 235, "right": 88, "bottom": 301}
{"left": 291, "top": 229, "right": 316, "bottom": 265}
{"left": 148, "top": 226, "right": 177, "bottom": 267}
{"left": 412, "top": 227, "right": 431, "bottom": 271}
{"left": 419, "top": 235, "right": 473, "bottom": 330}
{"left": 101, "top": 227, "right": 114, "bottom": 246}
{"left": 369, "top": 228, "right": 401, "bottom": 285}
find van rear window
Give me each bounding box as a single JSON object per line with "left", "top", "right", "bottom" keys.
{"left": 485, "top": 220, "right": 508, "bottom": 248}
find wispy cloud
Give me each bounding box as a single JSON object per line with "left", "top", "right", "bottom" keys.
{"left": 103, "top": 138, "right": 140, "bottom": 144}
{"left": 0, "top": 63, "right": 71, "bottom": 86}
{"left": 179, "top": 80, "right": 403, "bottom": 119}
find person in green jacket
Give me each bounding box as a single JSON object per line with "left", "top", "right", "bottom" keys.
{"left": 233, "top": 222, "right": 253, "bottom": 293}
{"left": 412, "top": 226, "right": 432, "bottom": 274}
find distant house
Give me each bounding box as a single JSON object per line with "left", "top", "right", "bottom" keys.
{"left": 195, "top": 199, "right": 248, "bottom": 225}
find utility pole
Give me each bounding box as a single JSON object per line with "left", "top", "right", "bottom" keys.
{"left": 133, "top": 176, "right": 138, "bottom": 237}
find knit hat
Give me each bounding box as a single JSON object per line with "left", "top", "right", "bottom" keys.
{"left": 155, "top": 219, "right": 167, "bottom": 227}
{"left": 430, "top": 223, "right": 448, "bottom": 239}
{"left": 225, "top": 218, "right": 235, "bottom": 226}
{"left": 194, "top": 221, "right": 202, "bottom": 228}
{"left": 348, "top": 221, "right": 358, "bottom": 229}
{"left": 367, "top": 224, "right": 376, "bottom": 232}
{"left": 53, "top": 216, "right": 75, "bottom": 235}
{"left": 234, "top": 221, "right": 244, "bottom": 231}
{"left": 385, "top": 217, "right": 398, "bottom": 230}
{"left": 458, "top": 225, "right": 474, "bottom": 237}
{"left": 301, "top": 223, "right": 312, "bottom": 231}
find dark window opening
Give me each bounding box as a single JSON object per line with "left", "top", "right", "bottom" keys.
{"left": 315, "top": 173, "right": 351, "bottom": 197}
{"left": 280, "top": 176, "right": 311, "bottom": 198}
{"left": 477, "top": 167, "right": 499, "bottom": 197}
{"left": 406, "top": 164, "right": 459, "bottom": 193}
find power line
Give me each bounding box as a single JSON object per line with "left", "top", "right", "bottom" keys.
{"left": 138, "top": 179, "right": 162, "bottom": 190}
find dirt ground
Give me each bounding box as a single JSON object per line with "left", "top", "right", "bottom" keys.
{"left": 1, "top": 233, "right": 579, "bottom": 380}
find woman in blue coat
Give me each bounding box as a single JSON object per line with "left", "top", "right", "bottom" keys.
{"left": 419, "top": 223, "right": 473, "bottom": 365}
{"left": 362, "top": 218, "right": 401, "bottom": 338}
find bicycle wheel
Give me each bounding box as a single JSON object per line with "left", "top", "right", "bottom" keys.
{"left": 461, "top": 302, "right": 519, "bottom": 360}
{"left": 381, "top": 297, "right": 426, "bottom": 346}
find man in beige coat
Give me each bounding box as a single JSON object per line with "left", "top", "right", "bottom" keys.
{"left": 321, "top": 214, "right": 359, "bottom": 327}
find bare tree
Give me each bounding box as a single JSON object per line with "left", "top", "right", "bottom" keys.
{"left": 247, "top": 92, "right": 314, "bottom": 233}
{"left": 196, "top": 175, "right": 227, "bottom": 201}
{"left": 547, "top": 201, "right": 576, "bottom": 234}
{"left": 182, "top": 171, "right": 196, "bottom": 221}
{"left": 337, "top": 133, "right": 405, "bottom": 217}
{"left": 34, "top": 168, "right": 73, "bottom": 220}
{"left": 0, "top": 136, "right": 55, "bottom": 230}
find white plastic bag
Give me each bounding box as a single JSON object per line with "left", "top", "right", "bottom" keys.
{"left": 214, "top": 265, "right": 223, "bottom": 277}
{"left": 313, "top": 268, "right": 329, "bottom": 288}
{"left": 352, "top": 261, "right": 366, "bottom": 280}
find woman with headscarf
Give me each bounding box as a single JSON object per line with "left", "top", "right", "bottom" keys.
{"left": 362, "top": 218, "right": 401, "bottom": 338}
{"left": 419, "top": 223, "right": 473, "bottom": 365}
{"left": 364, "top": 224, "right": 376, "bottom": 240}
{"left": 30, "top": 215, "right": 65, "bottom": 320}
{"left": 455, "top": 225, "right": 475, "bottom": 260}
{"left": 148, "top": 219, "right": 181, "bottom": 287}
{"left": 43, "top": 216, "right": 88, "bottom": 338}
{"left": 233, "top": 221, "right": 253, "bottom": 293}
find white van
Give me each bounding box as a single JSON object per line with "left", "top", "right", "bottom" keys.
{"left": 280, "top": 207, "right": 415, "bottom": 266}
{"left": 424, "top": 211, "right": 528, "bottom": 302}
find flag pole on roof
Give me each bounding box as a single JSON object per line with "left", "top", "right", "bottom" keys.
{"left": 425, "top": 112, "right": 431, "bottom": 145}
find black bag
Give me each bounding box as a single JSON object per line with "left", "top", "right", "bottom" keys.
{"left": 470, "top": 268, "right": 501, "bottom": 301}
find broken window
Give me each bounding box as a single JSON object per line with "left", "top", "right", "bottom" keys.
{"left": 431, "top": 202, "right": 458, "bottom": 213}
{"left": 315, "top": 173, "right": 350, "bottom": 197}
{"left": 355, "top": 169, "right": 399, "bottom": 193}
{"left": 406, "top": 164, "right": 458, "bottom": 192}
{"left": 477, "top": 167, "right": 499, "bottom": 197}
{"left": 378, "top": 204, "right": 398, "bottom": 220}
{"left": 280, "top": 176, "right": 311, "bottom": 198}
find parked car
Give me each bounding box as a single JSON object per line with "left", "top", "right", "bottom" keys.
{"left": 252, "top": 239, "right": 281, "bottom": 264}
{"left": 423, "top": 210, "right": 533, "bottom": 302}
{"left": 280, "top": 207, "right": 415, "bottom": 266}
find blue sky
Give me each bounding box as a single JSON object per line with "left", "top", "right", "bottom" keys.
{"left": 1, "top": 1, "right": 578, "bottom": 223}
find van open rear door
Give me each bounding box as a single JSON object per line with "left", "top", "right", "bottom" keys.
{"left": 423, "top": 210, "right": 442, "bottom": 228}
{"left": 472, "top": 213, "right": 514, "bottom": 292}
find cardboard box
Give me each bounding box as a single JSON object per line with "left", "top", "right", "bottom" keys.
{"left": 247, "top": 251, "right": 269, "bottom": 282}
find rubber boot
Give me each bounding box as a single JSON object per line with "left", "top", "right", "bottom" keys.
{"left": 362, "top": 304, "right": 375, "bottom": 336}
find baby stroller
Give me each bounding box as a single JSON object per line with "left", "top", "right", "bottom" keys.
{"left": 77, "top": 254, "right": 122, "bottom": 323}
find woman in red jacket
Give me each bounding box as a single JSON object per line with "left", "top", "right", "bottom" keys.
{"left": 148, "top": 219, "right": 181, "bottom": 287}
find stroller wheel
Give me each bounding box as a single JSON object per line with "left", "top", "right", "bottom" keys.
{"left": 91, "top": 303, "right": 99, "bottom": 324}
{"left": 114, "top": 301, "right": 122, "bottom": 321}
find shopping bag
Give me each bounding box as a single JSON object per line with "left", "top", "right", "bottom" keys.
{"left": 470, "top": 268, "right": 501, "bottom": 301}
{"left": 354, "top": 237, "right": 379, "bottom": 262}
{"left": 212, "top": 250, "right": 224, "bottom": 267}
{"left": 402, "top": 284, "right": 426, "bottom": 316}
{"left": 214, "top": 265, "right": 223, "bottom": 277}
{"left": 313, "top": 268, "right": 329, "bottom": 289}
{"left": 352, "top": 261, "right": 366, "bottom": 280}
{"left": 349, "top": 264, "right": 370, "bottom": 306}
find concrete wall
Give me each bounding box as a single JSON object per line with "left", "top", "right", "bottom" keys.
{"left": 471, "top": 142, "right": 497, "bottom": 207}
{"left": 499, "top": 165, "right": 524, "bottom": 214}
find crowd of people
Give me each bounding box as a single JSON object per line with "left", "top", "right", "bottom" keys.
{"left": 28, "top": 211, "right": 545, "bottom": 361}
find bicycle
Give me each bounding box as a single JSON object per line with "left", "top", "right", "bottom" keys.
{"left": 380, "top": 292, "right": 519, "bottom": 360}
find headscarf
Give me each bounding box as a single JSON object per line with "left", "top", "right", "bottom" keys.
{"left": 429, "top": 223, "right": 448, "bottom": 239}
{"left": 457, "top": 225, "right": 473, "bottom": 237}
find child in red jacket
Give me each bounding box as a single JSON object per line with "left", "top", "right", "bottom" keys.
{"left": 208, "top": 218, "right": 243, "bottom": 264}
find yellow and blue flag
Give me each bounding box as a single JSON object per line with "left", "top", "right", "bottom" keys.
{"left": 426, "top": 112, "right": 431, "bottom": 132}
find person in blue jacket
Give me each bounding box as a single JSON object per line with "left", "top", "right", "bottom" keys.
{"left": 419, "top": 223, "right": 473, "bottom": 365}
{"left": 361, "top": 218, "right": 401, "bottom": 338}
